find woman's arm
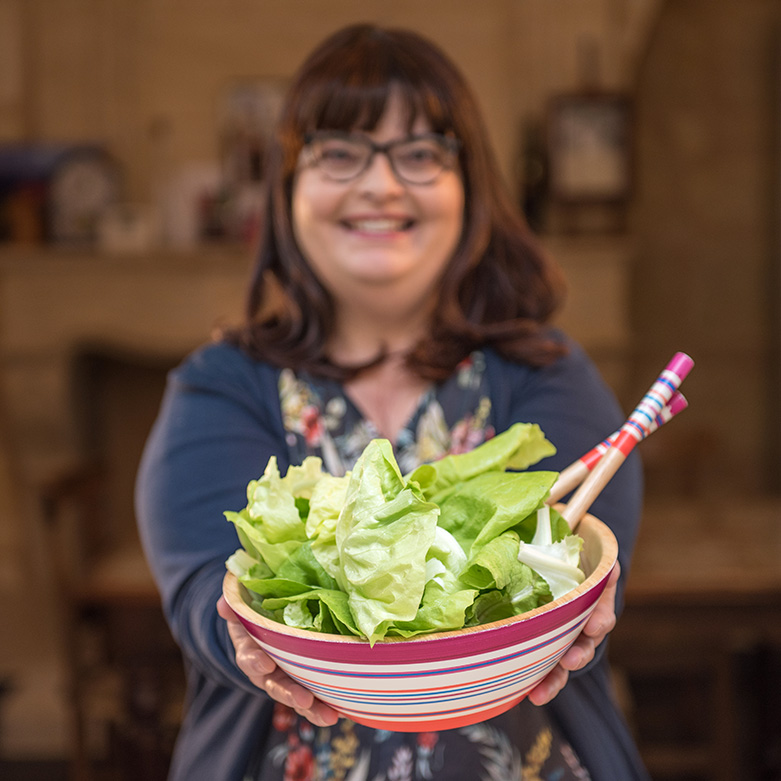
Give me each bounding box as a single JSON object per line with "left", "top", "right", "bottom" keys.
{"left": 135, "top": 343, "right": 292, "bottom": 693}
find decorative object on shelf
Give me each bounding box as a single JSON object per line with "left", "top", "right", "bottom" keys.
{"left": 214, "top": 79, "right": 287, "bottom": 244}
{"left": 97, "top": 202, "right": 161, "bottom": 255}
{"left": 219, "top": 79, "right": 286, "bottom": 186}
{"left": 518, "top": 116, "right": 550, "bottom": 234}
{"left": 545, "top": 92, "right": 632, "bottom": 235}
{"left": 547, "top": 92, "right": 632, "bottom": 205}
{"left": 0, "top": 143, "right": 122, "bottom": 245}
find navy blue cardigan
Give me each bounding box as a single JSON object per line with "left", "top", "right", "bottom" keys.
{"left": 135, "top": 338, "right": 649, "bottom": 780}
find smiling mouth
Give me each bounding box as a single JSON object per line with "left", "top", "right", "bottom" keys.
{"left": 342, "top": 218, "right": 415, "bottom": 233}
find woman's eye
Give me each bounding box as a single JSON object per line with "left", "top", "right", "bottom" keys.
{"left": 319, "top": 144, "right": 361, "bottom": 164}
{"left": 398, "top": 145, "right": 439, "bottom": 166}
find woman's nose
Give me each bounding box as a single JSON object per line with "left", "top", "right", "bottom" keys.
{"left": 358, "top": 150, "right": 405, "bottom": 195}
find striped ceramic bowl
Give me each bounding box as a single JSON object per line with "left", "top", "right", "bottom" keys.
{"left": 222, "top": 512, "right": 617, "bottom": 732}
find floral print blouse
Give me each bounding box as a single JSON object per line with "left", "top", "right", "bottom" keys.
{"left": 279, "top": 352, "right": 494, "bottom": 477}
{"left": 246, "top": 352, "right": 590, "bottom": 781}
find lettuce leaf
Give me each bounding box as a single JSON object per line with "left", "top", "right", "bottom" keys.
{"left": 386, "top": 580, "right": 478, "bottom": 637}
{"left": 335, "top": 439, "right": 440, "bottom": 644}
{"left": 516, "top": 506, "right": 585, "bottom": 599}
{"left": 225, "top": 510, "right": 304, "bottom": 574}
{"left": 435, "top": 469, "right": 558, "bottom": 556}
{"left": 406, "top": 421, "right": 556, "bottom": 504}
{"left": 460, "top": 531, "right": 553, "bottom": 623}
{"left": 262, "top": 588, "right": 360, "bottom": 635}
{"left": 307, "top": 472, "right": 350, "bottom": 580}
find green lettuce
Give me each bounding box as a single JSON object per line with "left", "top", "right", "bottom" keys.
{"left": 225, "top": 422, "right": 585, "bottom": 643}
{"left": 407, "top": 421, "right": 556, "bottom": 504}
{"left": 435, "top": 469, "right": 558, "bottom": 556}
{"left": 334, "top": 439, "right": 440, "bottom": 644}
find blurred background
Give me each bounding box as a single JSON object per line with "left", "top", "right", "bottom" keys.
{"left": 0, "top": 1, "right": 778, "bottom": 779}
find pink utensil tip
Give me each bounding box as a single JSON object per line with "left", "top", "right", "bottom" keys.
{"left": 666, "top": 351, "right": 695, "bottom": 382}
{"left": 616, "top": 353, "right": 694, "bottom": 455}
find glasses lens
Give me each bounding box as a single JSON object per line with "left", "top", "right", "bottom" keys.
{"left": 309, "top": 136, "right": 370, "bottom": 181}
{"left": 390, "top": 137, "right": 456, "bottom": 183}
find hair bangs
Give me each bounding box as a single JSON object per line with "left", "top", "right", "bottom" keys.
{"left": 293, "top": 52, "right": 455, "bottom": 136}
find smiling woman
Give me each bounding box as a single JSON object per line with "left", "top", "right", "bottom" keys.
{"left": 230, "top": 23, "right": 567, "bottom": 382}
{"left": 136, "top": 22, "right": 648, "bottom": 781}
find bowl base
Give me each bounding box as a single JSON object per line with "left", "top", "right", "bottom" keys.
{"left": 336, "top": 695, "right": 526, "bottom": 733}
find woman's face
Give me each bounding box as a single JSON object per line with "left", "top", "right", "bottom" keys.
{"left": 291, "top": 92, "right": 465, "bottom": 317}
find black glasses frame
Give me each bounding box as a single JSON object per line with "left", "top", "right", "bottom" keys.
{"left": 301, "top": 131, "right": 461, "bottom": 184}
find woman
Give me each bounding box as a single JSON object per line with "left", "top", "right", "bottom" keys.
{"left": 136, "top": 24, "right": 648, "bottom": 781}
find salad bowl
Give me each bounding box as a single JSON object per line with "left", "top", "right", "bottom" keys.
{"left": 222, "top": 511, "right": 618, "bottom": 732}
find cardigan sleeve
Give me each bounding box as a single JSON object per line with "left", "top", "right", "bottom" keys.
{"left": 135, "top": 341, "right": 288, "bottom": 693}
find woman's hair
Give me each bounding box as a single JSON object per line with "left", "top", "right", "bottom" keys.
{"left": 225, "top": 23, "right": 567, "bottom": 380}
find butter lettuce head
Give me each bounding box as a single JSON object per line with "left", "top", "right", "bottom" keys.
{"left": 225, "top": 422, "right": 585, "bottom": 643}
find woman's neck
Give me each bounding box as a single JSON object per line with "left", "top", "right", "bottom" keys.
{"left": 327, "top": 301, "right": 432, "bottom": 365}
{"left": 342, "top": 353, "right": 431, "bottom": 442}
{"left": 326, "top": 302, "right": 434, "bottom": 441}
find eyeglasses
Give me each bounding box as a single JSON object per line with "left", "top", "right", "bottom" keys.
{"left": 301, "top": 131, "right": 461, "bottom": 185}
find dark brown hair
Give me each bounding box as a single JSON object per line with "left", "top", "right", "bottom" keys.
{"left": 225, "top": 24, "right": 567, "bottom": 380}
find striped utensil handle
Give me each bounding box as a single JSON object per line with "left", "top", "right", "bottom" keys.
{"left": 548, "top": 390, "right": 688, "bottom": 504}
{"left": 560, "top": 352, "right": 694, "bottom": 530}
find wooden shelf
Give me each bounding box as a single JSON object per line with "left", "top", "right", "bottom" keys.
{"left": 641, "top": 746, "right": 713, "bottom": 777}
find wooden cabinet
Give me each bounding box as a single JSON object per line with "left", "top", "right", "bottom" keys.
{"left": 0, "top": 247, "right": 250, "bottom": 766}
{"left": 609, "top": 500, "right": 781, "bottom": 781}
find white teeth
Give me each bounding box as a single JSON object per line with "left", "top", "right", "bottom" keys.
{"left": 349, "top": 219, "right": 409, "bottom": 232}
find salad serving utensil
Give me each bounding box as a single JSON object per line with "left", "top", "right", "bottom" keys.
{"left": 547, "top": 390, "right": 688, "bottom": 505}
{"left": 559, "top": 352, "right": 694, "bottom": 530}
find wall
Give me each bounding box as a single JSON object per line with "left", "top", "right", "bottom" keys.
{"left": 630, "top": 0, "right": 781, "bottom": 497}
{"left": 0, "top": 0, "right": 661, "bottom": 199}
{"left": 0, "top": 1, "right": 662, "bottom": 759}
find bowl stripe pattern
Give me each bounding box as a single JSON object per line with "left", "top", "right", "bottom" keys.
{"left": 223, "top": 513, "right": 617, "bottom": 732}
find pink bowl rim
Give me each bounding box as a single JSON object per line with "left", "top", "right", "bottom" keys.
{"left": 223, "top": 512, "right": 617, "bottom": 650}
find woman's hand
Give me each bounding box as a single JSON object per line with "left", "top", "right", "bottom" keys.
{"left": 217, "top": 596, "right": 340, "bottom": 727}
{"left": 526, "top": 561, "right": 621, "bottom": 706}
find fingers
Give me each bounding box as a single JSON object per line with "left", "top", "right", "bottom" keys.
{"left": 218, "top": 597, "right": 277, "bottom": 676}
{"left": 582, "top": 561, "right": 620, "bottom": 641}
{"left": 216, "top": 596, "right": 340, "bottom": 727}
{"left": 559, "top": 561, "right": 621, "bottom": 672}
{"left": 262, "top": 668, "right": 339, "bottom": 726}
{"left": 527, "top": 563, "right": 623, "bottom": 706}
{"left": 527, "top": 664, "right": 570, "bottom": 706}
{"left": 526, "top": 630, "right": 597, "bottom": 706}
{"left": 257, "top": 667, "right": 340, "bottom": 726}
